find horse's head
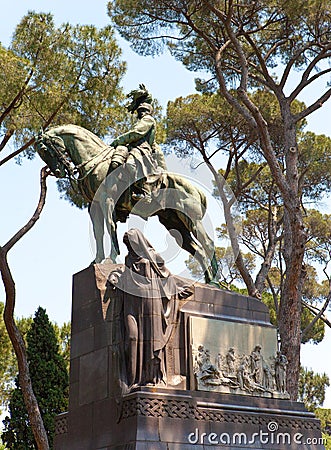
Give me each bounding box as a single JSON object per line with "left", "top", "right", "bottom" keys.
{"left": 35, "top": 131, "right": 67, "bottom": 178}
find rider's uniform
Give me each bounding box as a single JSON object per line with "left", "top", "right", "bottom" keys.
{"left": 110, "top": 109, "right": 166, "bottom": 198}
{"left": 111, "top": 113, "right": 158, "bottom": 179}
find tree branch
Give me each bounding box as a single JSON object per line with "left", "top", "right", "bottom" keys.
{"left": 293, "top": 87, "right": 331, "bottom": 123}
{"left": 289, "top": 48, "right": 331, "bottom": 101}
{"left": 301, "top": 296, "right": 331, "bottom": 334}
{"left": 0, "top": 69, "right": 35, "bottom": 124}
{"left": 4, "top": 167, "right": 49, "bottom": 253}
{"left": 266, "top": 275, "right": 279, "bottom": 316}
{"left": 0, "top": 138, "right": 35, "bottom": 167}
{"left": 242, "top": 32, "right": 279, "bottom": 92}
{"left": 279, "top": 42, "right": 316, "bottom": 90}
{"left": 0, "top": 130, "right": 15, "bottom": 153}
{"left": 0, "top": 97, "right": 67, "bottom": 167}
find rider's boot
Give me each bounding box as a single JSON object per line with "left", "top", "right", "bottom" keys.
{"left": 132, "top": 184, "right": 153, "bottom": 203}
{"left": 110, "top": 161, "right": 120, "bottom": 171}
{"left": 131, "top": 187, "right": 152, "bottom": 202}
{"left": 125, "top": 161, "right": 153, "bottom": 203}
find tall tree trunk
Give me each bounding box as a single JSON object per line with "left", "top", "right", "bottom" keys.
{"left": 278, "top": 117, "right": 306, "bottom": 399}
{"left": 0, "top": 251, "right": 50, "bottom": 450}
{"left": 0, "top": 167, "right": 50, "bottom": 449}
{"left": 215, "top": 46, "right": 306, "bottom": 399}
{"left": 205, "top": 157, "right": 260, "bottom": 298}
{"left": 278, "top": 210, "right": 306, "bottom": 399}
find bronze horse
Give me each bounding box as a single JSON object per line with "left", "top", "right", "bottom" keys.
{"left": 36, "top": 124, "right": 218, "bottom": 283}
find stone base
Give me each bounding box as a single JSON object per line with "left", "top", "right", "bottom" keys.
{"left": 54, "top": 264, "right": 325, "bottom": 449}
{"left": 55, "top": 387, "right": 324, "bottom": 449}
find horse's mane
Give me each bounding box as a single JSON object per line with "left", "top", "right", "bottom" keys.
{"left": 47, "top": 124, "right": 107, "bottom": 149}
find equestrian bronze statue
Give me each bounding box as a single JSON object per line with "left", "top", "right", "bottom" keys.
{"left": 35, "top": 86, "right": 218, "bottom": 283}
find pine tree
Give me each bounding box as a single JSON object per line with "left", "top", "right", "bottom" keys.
{"left": 298, "top": 367, "right": 330, "bottom": 412}
{"left": 2, "top": 307, "right": 69, "bottom": 449}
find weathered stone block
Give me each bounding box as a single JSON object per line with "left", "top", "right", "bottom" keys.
{"left": 79, "top": 347, "right": 108, "bottom": 405}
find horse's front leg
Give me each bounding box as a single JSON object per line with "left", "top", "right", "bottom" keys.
{"left": 88, "top": 202, "right": 105, "bottom": 263}
{"left": 106, "top": 197, "right": 120, "bottom": 262}
{"left": 99, "top": 189, "right": 120, "bottom": 263}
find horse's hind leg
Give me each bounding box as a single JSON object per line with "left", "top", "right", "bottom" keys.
{"left": 175, "top": 210, "right": 218, "bottom": 279}
{"left": 88, "top": 201, "right": 105, "bottom": 263}
{"left": 158, "top": 212, "right": 213, "bottom": 283}
{"left": 175, "top": 211, "right": 217, "bottom": 282}
{"left": 193, "top": 220, "right": 218, "bottom": 279}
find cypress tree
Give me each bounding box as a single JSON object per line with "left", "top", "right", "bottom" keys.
{"left": 2, "top": 307, "right": 69, "bottom": 449}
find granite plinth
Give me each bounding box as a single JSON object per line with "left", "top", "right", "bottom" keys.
{"left": 56, "top": 387, "right": 325, "bottom": 449}
{"left": 54, "top": 264, "right": 325, "bottom": 450}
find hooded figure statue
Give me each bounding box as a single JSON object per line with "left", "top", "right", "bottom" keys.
{"left": 108, "top": 228, "right": 192, "bottom": 394}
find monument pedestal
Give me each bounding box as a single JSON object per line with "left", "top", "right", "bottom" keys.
{"left": 54, "top": 264, "right": 325, "bottom": 449}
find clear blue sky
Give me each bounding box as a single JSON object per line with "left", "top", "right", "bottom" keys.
{"left": 1, "top": 0, "right": 331, "bottom": 407}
